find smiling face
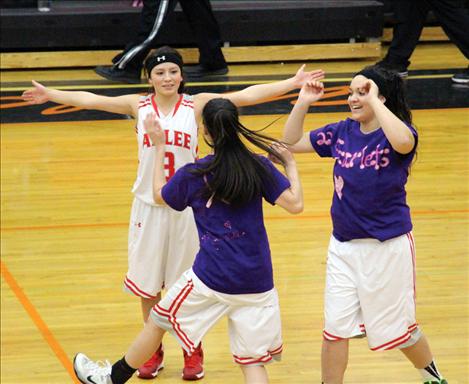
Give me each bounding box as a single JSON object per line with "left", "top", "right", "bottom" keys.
{"left": 148, "top": 62, "right": 183, "bottom": 96}
{"left": 347, "top": 75, "right": 378, "bottom": 123}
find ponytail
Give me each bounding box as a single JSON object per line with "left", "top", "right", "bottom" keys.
{"left": 193, "top": 98, "right": 283, "bottom": 206}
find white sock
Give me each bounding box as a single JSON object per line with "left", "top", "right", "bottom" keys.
{"left": 419, "top": 360, "right": 443, "bottom": 382}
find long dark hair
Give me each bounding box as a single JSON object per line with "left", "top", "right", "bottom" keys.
{"left": 356, "top": 65, "right": 412, "bottom": 125}
{"left": 144, "top": 46, "right": 186, "bottom": 94}
{"left": 193, "top": 98, "right": 284, "bottom": 206}
{"left": 356, "top": 65, "right": 417, "bottom": 166}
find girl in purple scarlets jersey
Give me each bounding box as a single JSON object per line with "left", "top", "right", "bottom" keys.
{"left": 282, "top": 65, "right": 447, "bottom": 384}
{"left": 73, "top": 97, "right": 303, "bottom": 384}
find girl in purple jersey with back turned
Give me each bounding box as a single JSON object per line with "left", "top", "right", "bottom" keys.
{"left": 282, "top": 65, "right": 447, "bottom": 384}
{"left": 73, "top": 97, "right": 303, "bottom": 384}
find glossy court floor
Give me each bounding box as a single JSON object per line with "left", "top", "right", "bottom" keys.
{"left": 1, "top": 43, "right": 468, "bottom": 383}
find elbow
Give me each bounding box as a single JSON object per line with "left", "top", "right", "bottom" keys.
{"left": 282, "top": 136, "right": 301, "bottom": 147}
{"left": 288, "top": 200, "right": 304, "bottom": 214}
{"left": 394, "top": 136, "right": 416, "bottom": 155}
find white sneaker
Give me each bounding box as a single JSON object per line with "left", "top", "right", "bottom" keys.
{"left": 73, "top": 353, "right": 112, "bottom": 384}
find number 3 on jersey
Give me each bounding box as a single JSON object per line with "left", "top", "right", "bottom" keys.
{"left": 164, "top": 152, "right": 176, "bottom": 180}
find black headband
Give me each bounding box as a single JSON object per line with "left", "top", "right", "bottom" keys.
{"left": 355, "top": 68, "right": 389, "bottom": 99}
{"left": 145, "top": 52, "right": 184, "bottom": 75}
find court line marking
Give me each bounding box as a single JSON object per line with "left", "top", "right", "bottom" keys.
{"left": 0, "top": 74, "right": 455, "bottom": 92}
{"left": 1, "top": 260, "right": 81, "bottom": 384}
{"left": 1, "top": 209, "right": 467, "bottom": 232}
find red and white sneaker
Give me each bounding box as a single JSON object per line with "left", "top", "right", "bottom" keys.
{"left": 137, "top": 344, "right": 164, "bottom": 379}
{"left": 182, "top": 343, "right": 204, "bottom": 381}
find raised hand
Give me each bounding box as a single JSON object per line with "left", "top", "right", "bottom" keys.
{"left": 292, "top": 65, "right": 325, "bottom": 88}
{"left": 143, "top": 112, "right": 165, "bottom": 148}
{"left": 359, "top": 78, "right": 380, "bottom": 104}
{"left": 269, "top": 141, "right": 295, "bottom": 166}
{"left": 21, "top": 80, "right": 50, "bottom": 104}
{"left": 297, "top": 80, "right": 325, "bottom": 105}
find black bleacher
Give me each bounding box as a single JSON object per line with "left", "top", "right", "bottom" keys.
{"left": 0, "top": 0, "right": 384, "bottom": 51}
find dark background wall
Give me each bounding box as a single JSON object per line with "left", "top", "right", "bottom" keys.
{"left": 2, "top": 0, "right": 468, "bottom": 52}
{"left": 1, "top": 1, "right": 383, "bottom": 51}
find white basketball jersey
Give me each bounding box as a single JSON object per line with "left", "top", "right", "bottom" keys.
{"left": 132, "top": 93, "right": 198, "bottom": 205}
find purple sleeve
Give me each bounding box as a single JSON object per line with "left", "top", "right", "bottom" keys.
{"left": 309, "top": 121, "right": 342, "bottom": 157}
{"left": 396, "top": 123, "right": 418, "bottom": 165}
{"left": 407, "top": 124, "right": 418, "bottom": 151}
{"left": 161, "top": 166, "right": 190, "bottom": 211}
{"left": 259, "top": 156, "right": 291, "bottom": 205}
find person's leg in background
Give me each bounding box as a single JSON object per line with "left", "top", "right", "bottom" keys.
{"left": 180, "top": 0, "right": 228, "bottom": 77}
{"left": 136, "top": 294, "right": 165, "bottom": 379}
{"left": 95, "top": 0, "right": 178, "bottom": 83}
{"left": 377, "top": 0, "right": 429, "bottom": 76}
{"left": 426, "top": 0, "right": 469, "bottom": 83}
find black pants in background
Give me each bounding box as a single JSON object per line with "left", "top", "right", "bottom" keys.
{"left": 385, "top": 0, "right": 469, "bottom": 66}
{"left": 113, "top": 0, "right": 226, "bottom": 73}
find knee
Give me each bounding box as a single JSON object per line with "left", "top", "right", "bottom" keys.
{"left": 399, "top": 327, "right": 423, "bottom": 350}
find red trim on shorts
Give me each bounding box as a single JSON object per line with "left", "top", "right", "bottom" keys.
{"left": 233, "top": 344, "right": 283, "bottom": 365}
{"left": 269, "top": 344, "right": 283, "bottom": 355}
{"left": 167, "top": 279, "right": 191, "bottom": 313}
{"left": 370, "top": 323, "right": 418, "bottom": 351}
{"left": 408, "top": 323, "right": 418, "bottom": 333}
{"left": 153, "top": 279, "right": 196, "bottom": 352}
{"left": 406, "top": 232, "right": 417, "bottom": 304}
{"left": 124, "top": 276, "right": 157, "bottom": 299}
{"left": 233, "top": 353, "right": 273, "bottom": 365}
{"left": 323, "top": 330, "right": 343, "bottom": 341}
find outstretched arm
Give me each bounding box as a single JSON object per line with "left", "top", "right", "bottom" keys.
{"left": 271, "top": 143, "right": 304, "bottom": 214}
{"left": 22, "top": 80, "right": 139, "bottom": 117}
{"left": 193, "top": 65, "right": 324, "bottom": 119}
{"left": 144, "top": 112, "right": 167, "bottom": 205}
{"left": 282, "top": 80, "right": 324, "bottom": 153}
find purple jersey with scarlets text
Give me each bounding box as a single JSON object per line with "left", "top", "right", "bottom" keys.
{"left": 161, "top": 154, "right": 290, "bottom": 294}
{"left": 309, "top": 118, "right": 418, "bottom": 242}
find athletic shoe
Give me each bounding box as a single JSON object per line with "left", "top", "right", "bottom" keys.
{"left": 94, "top": 65, "right": 141, "bottom": 84}
{"left": 423, "top": 379, "right": 448, "bottom": 384}
{"left": 451, "top": 66, "right": 469, "bottom": 84}
{"left": 375, "top": 59, "right": 409, "bottom": 78}
{"left": 137, "top": 344, "right": 164, "bottom": 379}
{"left": 182, "top": 344, "right": 204, "bottom": 380}
{"left": 73, "top": 353, "right": 112, "bottom": 384}
{"left": 183, "top": 64, "right": 228, "bottom": 77}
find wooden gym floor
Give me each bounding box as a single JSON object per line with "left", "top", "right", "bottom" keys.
{"left": 1, "top": 43, "right": 468, "bottom": 383}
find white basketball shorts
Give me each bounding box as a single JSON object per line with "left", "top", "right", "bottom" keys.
{"left": 323, "top": 233, "right": 418, "bottom": 351}
{"left": 124, "top": 197, "right": 199, "bottom": 299}
{"left": 151, "top": 269, "right": 283, "bottom": 365}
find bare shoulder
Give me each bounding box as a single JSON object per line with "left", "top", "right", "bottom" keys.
{"left": 193, "top": 92, "right": 220, "bottom": 122}
{"left": 126, "top": 93, "right": 146, "bottom": 117}
{"left": 193, "top": 92, "right": 219, "bottom": 106}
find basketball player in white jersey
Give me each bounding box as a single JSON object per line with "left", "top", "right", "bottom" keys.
{"left": 22, "top": 46, "right": 324, "bottom": 381}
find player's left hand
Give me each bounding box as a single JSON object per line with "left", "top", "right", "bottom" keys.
{"left": 359, "top": 79, "right": 380, "bottom": 103}
{"left": 293, "top": 65, "right": 325, "bottom": 88}
{"left": 269, "top": 141, "right": 295, "bottom": 166}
